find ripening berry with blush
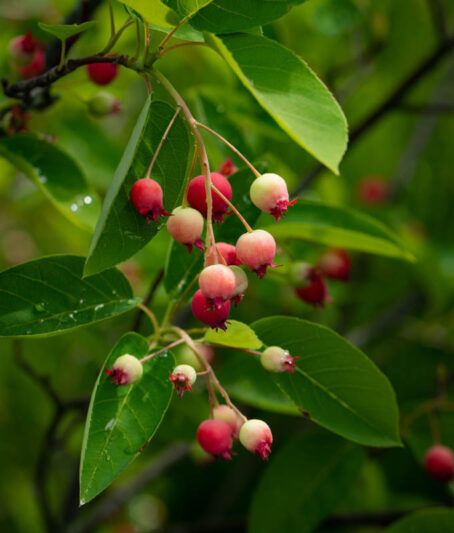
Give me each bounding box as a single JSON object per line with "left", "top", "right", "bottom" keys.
{"left": 294, "top": 269, "right": 330, "bottom": 307}
{"left": 199, "top": 264, "right": 236, "bottom": 309}
{"left": 105, "top": 354, "right": 143, "bottom": 386}
{"left": 87, "top": 91, "right": 121, "bottom": 117}
{"left": 170, "top": 364, "right": 197, "bottom": 398}
{"left": 187, "top": 172, "right": 232, "bottom": 222}
{"left": 191, "top": 289, "right": 230, "bottom": 331}
{"left": 229, "top": 266, "right": 248, "bottom": 305}
{"left": 424, "top": 445, "right": 454, "bottom": 482}
{"left": 239, "top": 419, "right": 273, "bottom": 460}
{"left": 178, "top": 343, "right": 214, "bottom": 372}
{"left": 213, "top": 405, "right": 241, "bottom": 437}
{"left": 250, "top": 173, "right": 297, "bottom": 222}
{"left": 167, "top": 206, "right": 204, "bottom": 253}
{"left": 261, "top": 346, "right": 298, "bottom": 374}
{"left": 218, "top": 157, "right": 238, "bottom": 177}
{"left": 86, "top": 62, "right": 118, "bottom": 85}
{"left": 9, "top": 31, "right": 36, "bottom": 61}
{"left": 206, "top": 242, "right": 241, "bottom": 267}
{"left": 197, "top": 419, "right": 233, "bottom": 459}
{"left": 236, "top": 230, "right": 277, "bottom": 278}
{"left": 357, "top": 176, "right": 389, "bottom": 206}
{"left": 130, "top": 178, "right": 171, "bottom": 223}
{"left": 318, "top": 248, "right": 352, "bottom": 282}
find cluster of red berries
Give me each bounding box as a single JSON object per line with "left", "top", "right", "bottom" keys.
{"left": 291, "top": 248, "right": 352, "bottom": 307}
{"left": 9, "top": 31, "right": 45, "bottom": 79}
{"left": 130, "top": 168, "right": 297, "bottom": 330}
{"left": 424, "top": 444, "right": 454, "bottom": 483}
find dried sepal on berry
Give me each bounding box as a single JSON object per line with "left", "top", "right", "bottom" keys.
{"left": 199, "top": 264, "right": 236, "bottom": 309}
{"left": 191, "top": 289, "right": 231, "bottom": 331}
{"left": 260, "top": 346, "right": 298, "bottom": 374}
{"left": 239, "top": 419, "right": 273, "bottom": 460}
{"left": 130, "top": 178, "right": 172, "bottom": 223}
{"left": 105, "top": 354, "right": 143, "bottom": 386}
{"left": 169, "top": 364, "right": 197, "bottom": 398}
{"left": 250, "top": 173, "right": 297, "bottom": 222}
{"left": 236, "top": 230, "right": 278, "bottom": 278}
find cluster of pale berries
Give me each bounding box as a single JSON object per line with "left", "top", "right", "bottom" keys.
{"left": 106, "top": 345, "right": 297, "bottom": 460}
{"left": 129, "top": 167, "right": 296, "bottom": 330}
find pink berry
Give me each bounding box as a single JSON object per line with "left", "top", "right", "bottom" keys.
{"left": 199, "top": 264, "right": 236, "bottom": 309}
{"left": 197, "top": 419, "right": 233, "bottom": 459}
{"left": 250, "top": 173, "right": 297, "bottom": 222}
{"left": 213, "top": 405, "right": 241, "bottom": 437}
{"left": 169, "top": 364, "right": 197, "bottom": 398}
{"left": 424, "top": 445, "right": 454, "bottom": 482}
{"left": 218, "top": 157, "right": 238, "bottom": 177}
{"left": 86, "top": 62, "right": 118, "bottom": 85}
{"left": 206, "top": 242, "right": 241, "bottom": 266}
{"left": 9, "top": 31, "right": 38, "bottom": 61}
{"left": 236, "top": 230, "right": 277, "bottom": 278}
{"left": 357, "top": 176, "right": 389, "bottom": 206}
{"left": 130, "top": 178, "right": 171, "bottom": 223}
{"left": 167, "top": 206, "right": 204, "bottom": 253}
{"left": 318, "top": 248, "right": 352, "bottom": 282}
{"left": 187, "top": 172, "right": 232, "bottom": 222}
{"left": 16, "top": 48, "right": 45, "bottom": 79}
{"left": 229, "top": 265, "right": 248, "bottom": 305}
{"left": 294, "top": 269, "right": 330, "bottom": 307}
{"left": 105, "top": 354, "right": 143, "bottom": 386}
{"left": 191, "top": 289, "right": 230, "bottom": 331}
{"left": 239, "top": 419, "right": 273, "bottom": 460}
{"left": 261, "top": 346, "right": 298, "bottom": 374}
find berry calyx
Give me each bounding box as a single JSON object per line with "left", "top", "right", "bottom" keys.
{"left": 236, "top": 230, "right": 277, "bottom": 278}
{"left": 199, "top": 264, "right": 236, "bottom": 309}
{"left": 130, "top": 178, "right": 171, "bottom": 223}
{"left": 261, "top": 346, "right": 298, "bottom": 374}
{"left": 191, "top": 289, "right": 230, "bottom": 331}
{"left": 424, "top": 445, "right": 454, "bottom": 482}
{"left": 105, "top": 354, "right": 143, "bottom": 386}
{"left": 229, "top": 265, "right": 248, "bottom": 305}
{"left": 197, "top": 419, "right": 233, "bottom": 460}
{"left": 87, "top": 91, "right": 121, "bottom": 117}
{"left": 167, "top": 206, "right": 204, "bottom": 253}
{"left": 294, "top": 269, "right": 330, "bottom": 307}
{"left": 250, "top": 173, "right": 297, "bottom": 222}
{"left": 317, "top": 248, "right": 352, "bottom": 282}
{"left": 187, "top": 172, "right": 232, "bottom": 222}
{"left": 213, "top": 405, "right": 241, "bottom": 437}
{"left": 239, "top": 419, "right": 273, "bottom": 460}
{"left": 218, "top": 157, "right": 238, "bottom": 177}
{"left": 86, "top": 62, "right": 118, "bottom": 86}
{"left": 357, "top": 176, "right": 389, "bottom": 206}
{"left": 2, "top": 106, "right": 30, "bottom": 136}
{"left": 169, "top": 364, "right": 197, "bottom": 398}
{"left": 206, "top": 242, "right": 241, "bottom": 266}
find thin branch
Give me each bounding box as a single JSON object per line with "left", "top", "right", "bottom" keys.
{"left": 98, "top": 17, "right": 135, "bottom": 56}
{"left": 140, "top": 339, "right": 185, "bottom": 363}
{"left": 211, "top": 183, "right": 253, "bottom": 232}
{"left": 133, "top": 268, "right": 164, "bottom": 332}
{"left": 158, "top": 15, "right": 191, "bottom": 52}
{"left": 137, "top": 303, "right": 160, "bottom": 344}
{"left": 160, "top": 41, "right": 208, "bottom": 58}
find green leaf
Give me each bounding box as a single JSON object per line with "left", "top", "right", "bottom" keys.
{"left": 163, "top": 0, "right": 214, "bottom": 18}
{"left": 249, "top": 432, "right": 364, "bottom": 533}
{"left": 148, "top": 21, "right": 205, "bottom": 42}
{"left": 38, "top": 21, "right": 96, "bottom": 40}
{"left": 85, "top": 98, "right": 193, "bottom": 276}
{"left": 252, "top": 317, "right": 402, "bottom": 447}
{"left": 211, "top": 33, "right": 348, "bottom": 173}
{"left": 0, "top": 256, "right": 140, "bottom": 338}
{"left": 0, "top": 134, "right": 101, "bottom": 230}
{"left": 385, "top": 509, "right": 454, "bottom": 533}
{"left": 264, "top": 200, "right": 415, "bottom": 261}
{"left": 80, "top": 333, "right": 174, "bottom": 504}
{"left": 204, "top": 320, "right": 262, "bottom": 349}
{"left": 122, "top": 1, "right": 179, "bottom": 27}
{"left": 164, "top": 240, "right": 204, "bottom": 301}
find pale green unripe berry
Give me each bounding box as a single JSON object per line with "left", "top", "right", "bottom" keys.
{"left": 261, "top": 346, "right": 288, "bottom": 372}
{"left": 250, "top": 173, "right": 288, "bottom": 211}
{"left": 167, "top": 206, "right": 204, "bottom": 252}
{"left": 213, "top": 405, "right": 240, "bottom": 435}
{"left": 229, "top": 265, "right": 248, "bottom": 298}
{"left": 172, "top": 364, "right": 197, "bottom": 386}
{"left": 87, "top": 91, "right": 119, "bottom": 117}
{"left": 108, "top": 354, "right": 143, "bottom": 385}
{"left": 288, "top": 261, "right": 313, "bottom": 287}
{"left": 239, "top": 419, "right": 273, "bottom": 460}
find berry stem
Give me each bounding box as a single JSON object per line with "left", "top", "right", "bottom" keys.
{"left": 195, "top": 121, "right": 261, "bottom": 178}
{"left": 211, "top": 183, "right": 253, "bottom": 233}
{"left": 134, "top": 19, "right": 141, "bottom": 60}
{"left": 99, "top": 18, "right": 134, "bottom": 56}
{"left": 108, "top": 0, "right": 116, "bottom": 37}
{"left": 58, "top": 40, "right": 67, "bottom": 72}
{"left": 140, "top": 338, "right": 185, "bottom": 363}
{"left": 205, "top": 344, "right": 262, "bottom": 357}
{"left": 145, "top": 105, "right": 182, "bottom": 180}
{"left": 182, "top": 149, "right": 198, "bottom": 208}
{"left": 137, "top": 303, "right": 160, "bottom": 344}
{"left": 159, "top": 41, "right": 208, "bottom": 58}
{"left": 157, "top": 15, "right": 191, "bottom": 52}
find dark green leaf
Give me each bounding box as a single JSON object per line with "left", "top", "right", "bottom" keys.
{"left": 0, "top": 134, "right": 101, "bottom": 230}
{"left": 204, "top": 320, "right": 262, "bottom": 349}
{"left": 252, "top": 317, "right": 402, "bottom": 447}
{"left": 123, "top": 1, "right": 179, "bottom": 26}
{"left": 249, "top": 432, "right": 364, "bottom": 533}
{"left": 385, "top": 509, "right": 454, "bottom": 533}
{"left": 80, "top": 333, "right": 174, "bottom": 503}
{"left": 264, "top": 200, "right": 415, "bottom": 261}
{"left": 0, "top": 256, "right": 140, "bottom": 338}
{"left": 38, "top": 21, "right": 96, "bottom": 40}
{"left": 164, "top": 240, "right": 204, "bottom": 301}
{"left": 85, "top": 98, "right": 193, "bottom": 276}
{"left": 211, "top": 33, "right": 348, "bottom": 173}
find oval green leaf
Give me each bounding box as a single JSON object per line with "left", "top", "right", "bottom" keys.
{"left": 211, "top": 33, "right": 347, "bottom": 173}
{"left": 204, "top": 319, "right": 262, "bottom": 349}
{"left": 249, "top": 431, "right": 364, "bottom": 533}
{"left": 385, "top": 509, "right": 454, "bottom": 533}
{"left": 0, "top": 255, "right": 140, "bottom": 337}
{"left": 252, "top": 316, "right": 402, "bottom": 447}
{"left": 38, "top": 21, "right": 96, "bottom": 40}
{"left": 85, "top": 98, "right": 193, "bottom": 276}
{"left": 80, "top": 333, "right": 174, "bottom": 504}
{"left": 264, "top": 200, "right": 415, "bottom": 261}
{"left": 0, "top": 134, "right": 101, "bottom": 230}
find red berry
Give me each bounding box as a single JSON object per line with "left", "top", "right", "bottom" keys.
{"left": 218, "top": 157, "right": 238, "bottom": 177}
{"left": 197, "top": 419, "right": 233, "bottom": 459}
{"left": 199, "top": 264, "right": 236, "bottom": 309}
{"left": 317, "top": 248, "right": 352, "bottom": 282}
{"left": 105, "top": 354, "right": 143, "bottom": 386}
{"left": 236, "top": 230, "right": 277, "bottom": 278}
{"left": 239, "top": 419, "right": 273, "bottom": 460}
{"left": 294, "top": 270, "right": 330, "bottom": 307}
{"left": 187, "top": 172, "right": 232, "bottom": 222}
{"left": 191, "top": 289, "right": 230, "bottom": 331}
{"left": 167, "top": 206, "right": 204, "bottom": 253}
{"left": 206, "top": 242, "right": 240, "bottom": 266}
{"left": 250, "top": 173, "right": 297, "bottom": 222}
{"left": 130, "top": 178, "right": 171, "bottom": 223}
{"left": 169, "top": 364, "right": 197, "bottom": 398}
{"left": 357, "top": 176, "right": 389, "bottom": 206}
{"left": 86, "top": 62, "right": 118, "bottom": 86}
{"left": 424, "top": 445, "right": 454, "bottom": 482}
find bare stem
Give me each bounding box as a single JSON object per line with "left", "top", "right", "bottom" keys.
{"left": 58, "top": 40, "right": 66, "bottom": 71}
{"left": 160, "top": 41, "right": 208, "bottom": 58}
{"left": 158, "top": 15, "right": 191, "bottom": 51}
{"left": 134, "top": 19, "right": 141, "bottom": 60}
{"left": 211, "top": 183, "right": 253, "bottom": 233}
{"left": 137, "top": 303, "right": 160, "bottom": 345}
{"left": 140, "top": 338, "right": 185, "bottom": 363}
{"left": 195, "top": 121, "right": 261, "bottom": 178}
{"left": 143, "top": 23, "right": 150, "bottom": 63}
{"left": 205, "top": 344, "right": 262, "bottom": 357}
{"left": 99, "top": 18, "right": 134, "bottom": 56}
{"left": 108, "top": 0, "right": 115, "bottom": 37}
